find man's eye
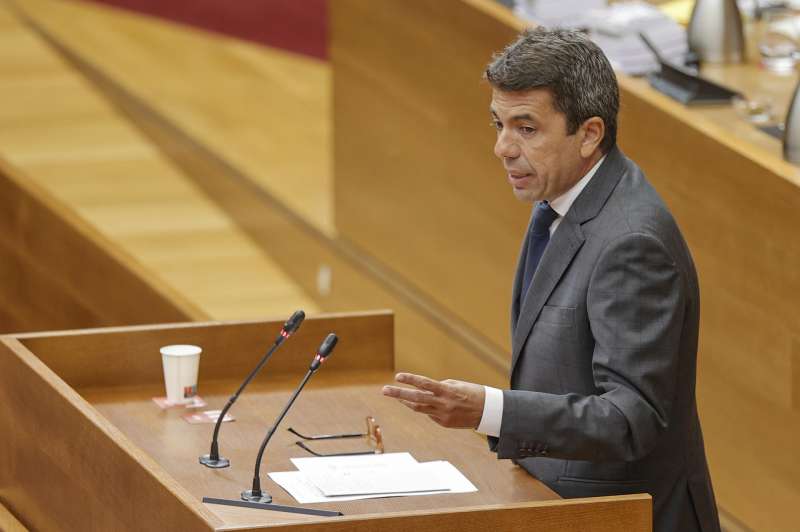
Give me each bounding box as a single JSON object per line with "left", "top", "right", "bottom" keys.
{"left": 490, "top": 121, "right": 503, "bottom": 130}
{"left": 520, "top": 126, "right": 535, "bottom": 134}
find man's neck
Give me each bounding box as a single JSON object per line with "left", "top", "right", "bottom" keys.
{"left": 548, "top": 152, "right": 606, "bottom": 217}
{"left": 577, "top": 150, "right": 604, "bottom": 181}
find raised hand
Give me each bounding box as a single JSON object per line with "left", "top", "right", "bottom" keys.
{"left": 382, "top": 372, "right": 485, "bottom": 429}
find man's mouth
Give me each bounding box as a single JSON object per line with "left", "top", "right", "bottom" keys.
{"left": 507, "top": 172, "right": 533, "bottom": 188}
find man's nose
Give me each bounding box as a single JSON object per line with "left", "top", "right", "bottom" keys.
{"left": 494, "top": 130, "right": 519, "bottom": 159}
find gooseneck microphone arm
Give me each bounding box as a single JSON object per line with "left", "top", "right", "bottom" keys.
{"left": 242, "top": 333, "right": 338, "bottom": 504}
{"left": 199, "top": 310, "right": 305, "bottom": 469}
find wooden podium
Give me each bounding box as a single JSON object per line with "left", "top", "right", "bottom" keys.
{"left": 0, "top": 311, "right": 650, "bottom": 531}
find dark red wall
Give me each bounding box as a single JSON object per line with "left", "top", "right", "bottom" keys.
{"left": 81, "top": 0, "right": 328, "bottom": 60}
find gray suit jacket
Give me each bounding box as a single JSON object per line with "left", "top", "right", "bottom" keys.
{"left": 489, "top": 148, "right": 720, "bottom": 532}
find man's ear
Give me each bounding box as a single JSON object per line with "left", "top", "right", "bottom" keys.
{"left": 579, "top": 117, "right": 605, "bottom": 157}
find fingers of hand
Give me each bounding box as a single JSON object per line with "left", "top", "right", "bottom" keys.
{"left": 399, "top": 399, "right": 435, "bottom": 414}
{"left": 395, "top": 373, "right": 447, "bottom": 395}
{"left": 428, "top": 414, "right": 445, "bottom": 426}
{"left": 382, "top": 385, "right": 436, "bottom": 404}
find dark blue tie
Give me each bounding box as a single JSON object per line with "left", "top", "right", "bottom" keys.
{"left": 520, "top": 201, "right": 559, "bottom": 304}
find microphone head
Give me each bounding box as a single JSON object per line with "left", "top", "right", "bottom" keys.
{"left": 282, "top": 310, "right": 305, "bottom": 336}
{"left": 318, "top": 333, "right": 338, "bottom": 359}
{"left": 310, "top": 333, "right": 338, "bottom": 370}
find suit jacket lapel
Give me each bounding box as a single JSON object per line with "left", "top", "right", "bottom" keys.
{"left": 511, "top": 219, "right": 584, "bottom": 373}
{"left": 509, "top": 147, "right": 628, "bottom": 376}
{"left": 510, "top": 212, "right": 534, "bottom": 331}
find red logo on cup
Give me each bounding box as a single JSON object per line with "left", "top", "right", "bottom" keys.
{"left": 183, "top": 385, "right": 197, "bottom": 398}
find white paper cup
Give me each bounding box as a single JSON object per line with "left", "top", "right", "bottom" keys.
{"left": 160, "top": 344, "right": 201, "bottom": 404}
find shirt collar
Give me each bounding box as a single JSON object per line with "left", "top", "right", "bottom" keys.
{"left": 548, "top": 155, "right": 606, "bottom": 217}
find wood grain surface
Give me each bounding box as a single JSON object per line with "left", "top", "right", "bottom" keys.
{"left": 15, "top": 312, "right": 394, "bottom": 389}
{"left": 2, "top": 0, "right": 508, "bottom": 388}
{"left": 0, "top": 336, "right": 220, "bottom": 531}
{"left": 9, "top": 0, "right": 334, "bottom": 236}
{"left": 0, "top": 1, "right": 320, "bottom": 325}
{"left": 0, "top": 156, "right": 204, "bottom": 334}
{"left": 0, "top": 501, "right": 28, "bottom": 532}
{"left": 81, "top": 373, "right": 558, "bottom": 527}
{"left": 215, "top": 495, "right": 651, "bottom": 532}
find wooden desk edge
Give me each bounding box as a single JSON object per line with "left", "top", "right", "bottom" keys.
{"left": 212, "top": 494, "right": 652, "bottom": 532}
{"left": 0, "top": 501, "right": 28, "bottom": 532}
{"left": 2, "top": 309, "right": 395, "bottom": 341}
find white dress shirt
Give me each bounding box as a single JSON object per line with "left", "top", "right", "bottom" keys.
{"left": 476, "top": 156, "right": 606, "bottom": 437}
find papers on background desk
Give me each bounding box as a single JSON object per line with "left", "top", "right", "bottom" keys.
{"left": 585, "top": 2, "right": 689, "bottom": 76}
{"left": 268, "top": 452, "right": 477, "bottom": 504}
{"left": 513, "top": 0, "right": 605, "bottom": 29}
{"left": 513, "top": 1, "right": 688, "bottom": 76}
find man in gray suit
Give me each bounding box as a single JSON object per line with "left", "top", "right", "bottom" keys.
{"left": 383, "top": 28, "right": 720, "bottom": 532}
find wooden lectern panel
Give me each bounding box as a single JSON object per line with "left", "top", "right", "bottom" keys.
{"left": 0, "top": 312, "right": 650, "bottom": 531}
{"left": 220, "top": 495, "right": 652, "bottom": 532}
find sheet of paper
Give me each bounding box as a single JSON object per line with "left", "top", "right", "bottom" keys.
{"left": 269, "top": 463, "right": 476, "bottom": 504}
{"left": 305, "top": 460, "right": 452, "bottom": 496}
{"left": 274, "top": 455, "right": 478, "bottom": 502}
{"left": 422, "top": 461, "right": 478, "bottom": 493}
{"left": 291, "top": 452, "right": 418, "bottom": 475}
{"left": 268, "top": 471, "right": 451, "bottom": 504}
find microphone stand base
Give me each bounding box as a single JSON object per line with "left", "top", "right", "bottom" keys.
{"left": 199, "top": 454, "right": 230, "bottom": 468}
{"left": 241, "top": 490, "right": 272, "bottom": 504}
{"left": 203, "top": 497, "right": 342, "bottom": 516}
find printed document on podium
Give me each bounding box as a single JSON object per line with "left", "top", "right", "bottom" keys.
{"left": 269, "top": 453, "right": 477, "bottom": 503}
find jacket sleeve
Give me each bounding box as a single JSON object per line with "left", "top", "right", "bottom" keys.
{"left": 493, "top": 232, "right": 686, "bottom": 462}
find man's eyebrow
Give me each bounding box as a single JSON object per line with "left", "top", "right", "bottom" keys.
{"left": 488, "top": 109, "right": 535, "bottom": 121}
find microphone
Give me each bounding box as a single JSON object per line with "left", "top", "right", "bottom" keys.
{"left": 199, "top": 310, "right": 306, "bottom": 468}
{"left": 242, "top": 333, "right": 338, "bottom": 503}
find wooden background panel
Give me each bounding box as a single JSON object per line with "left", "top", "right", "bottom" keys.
{"left": 13, "top": 0, "right": 334, "bottom": 236}
{"left": 0, "top": 337, "right": 219, "bottom": 532}
{"left": 16, "top": 312, "right": 394, "bottom": 390}
{"left": 332, "top": 0, "right": 529, "bottom": 355}
{"left": 23, "top": 2, "right": 510, "bottom": 389}
{"left": 0, "top": 158, "right": 203, "bottom": 334}
{"left": 0, "top": 1, "right": 319, "bottom": 324}
{"left": 4, "top": 0, "right": 510, "bottom": 387}
{"left": 699, "top": 362, "right": 800, "bottom": 532}
{"left": 620, "top": 91, "right": 800, "bottom": 411}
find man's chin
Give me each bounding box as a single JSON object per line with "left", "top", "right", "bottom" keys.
{"left": 512, "top": 187, "right": 541, "bottom": 203}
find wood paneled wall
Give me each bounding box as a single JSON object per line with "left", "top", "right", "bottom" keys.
{"left": 0, "top": 0, "right": 509, "bottom": 388}
{"left": 0, "top": 157, "right": 205, "bottom": 334}
{"left": 331, "top": 1, "right": 800, "bottom": 530}
{"left": 332, "top": 0, "right": 526, "bottom": 364}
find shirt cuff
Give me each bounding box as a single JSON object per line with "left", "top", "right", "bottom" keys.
{"left": 476, "top": 386, "right": 503, "bottom": 437}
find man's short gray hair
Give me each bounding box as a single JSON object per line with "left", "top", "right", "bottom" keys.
{"left": 485, "top": 27, "right": 619, "bottom": 154}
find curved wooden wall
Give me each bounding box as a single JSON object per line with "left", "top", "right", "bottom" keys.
{"left": 0, "top": 157, "right": 205, "bottom": 333}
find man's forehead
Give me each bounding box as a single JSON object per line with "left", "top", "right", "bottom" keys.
{"left": 490, "top": 88, "right": 553, "bottom": 115}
